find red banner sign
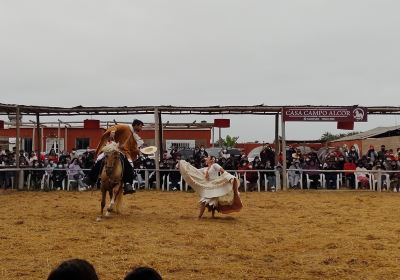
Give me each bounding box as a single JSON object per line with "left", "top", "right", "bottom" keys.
{"left": 283, "top": 107, "right": 367, "bottom": 122}
{"left": 337, "top": 121, "right": 354, "bottom": 130}
{"left": 84, "top": 119, "right": 100, "bottom": 129}
{"left": 214, "top": 119, "right": 230, "bottom": 128}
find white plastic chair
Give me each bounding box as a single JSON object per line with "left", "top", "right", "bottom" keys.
{"left": 66, "top": 171, "right": 79, "bottom": 191}
{"left": 263, "top": 173, "right": 277, "bottom": 191}
{"left": 166, "top": 173, "right": 183, "bottom": 191}
{"left": 305, "top": 173, "right": 324, "bottom": 189}
{"left": 27, "top": 172, "right": 45, "bottom": 190}
{"left": 243, "top": 171, "right": 258, "bottom": 192}
{"left": 371, "top": 173, "right": 390, "bottom": 191}
{"left": 40, "top": 173, "right": 52, "bottom": 190}
{"left": 355, "top": 175, "right": 371, "bottom": 190}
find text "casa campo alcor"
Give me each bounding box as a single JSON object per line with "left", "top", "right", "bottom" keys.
{"left": 282, "top": 107, "right": 368, "bottom": 122}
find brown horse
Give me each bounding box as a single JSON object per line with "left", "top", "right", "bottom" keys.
{"left": 96, "top": 142, "right": 124, "bottom": 221}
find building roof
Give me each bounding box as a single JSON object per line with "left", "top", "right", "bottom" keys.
{"left": 1, "top": 103, "right": 400, "bottom": 116}
{"left": 332, "top": 125, "right": 400, "bottom": 141}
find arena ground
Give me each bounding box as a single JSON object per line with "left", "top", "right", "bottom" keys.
{"left": 0, "top": 189, "right": 399, "bottom": 280}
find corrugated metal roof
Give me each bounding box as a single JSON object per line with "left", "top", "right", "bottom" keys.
{"left": 332, "top": 125, "right": 400, "bottom": 141}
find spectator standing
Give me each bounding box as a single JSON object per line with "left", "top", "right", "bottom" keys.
{"left": 264, "top": 160, "right": 276, "bottom": 191}
{"left": 366, "top": 145, "right": 378, "bottom": 164}
{"left": 194, "top": 145, "right": 208, "bottom": 166}
{"left": 260, "top": 144, "right": 275, "bottom": 166}
{"left": 377, "top": 145, "right": 387, "bottom": 161}
{"left": 347, "top": 145, "right": 359, "bottom": 162}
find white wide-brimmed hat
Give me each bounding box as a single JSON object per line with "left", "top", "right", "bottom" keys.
{"left": 140, "top": 146, "right": 158, "bottom": 155}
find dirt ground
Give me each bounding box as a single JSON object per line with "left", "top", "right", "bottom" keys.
{"left": 1, "top": 189, "right": 400, "bottom": 280}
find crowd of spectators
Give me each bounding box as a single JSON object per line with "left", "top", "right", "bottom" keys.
{"left": 284, "top": 144, "right": 400, "bottom": 191}
{"left": 150, "top": 143, "right": 400, "bottom": 192}
{"left": 1, "top": 143, "right": 400, "bottom": 192}
{"left": 0, "top": 147, "right": 95, "bottom": 190}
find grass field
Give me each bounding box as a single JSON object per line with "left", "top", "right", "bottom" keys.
{"left": 0, "top": 189, "right": 399, "bottom": 280}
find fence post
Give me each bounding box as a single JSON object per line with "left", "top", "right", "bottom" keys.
{"left": 19, "top": 169, "right": 25, "bottom": 190}
{"left": 244, "top": 172, "right": 247, "bottom": 192}
{"left": 275, "top": 170, "right": 281, "bottom": 191}
{"left": 145, "top": 170, "right": 149, "bottom": 189}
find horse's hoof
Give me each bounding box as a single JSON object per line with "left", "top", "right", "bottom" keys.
{"left": 96, "top": 217, "right": 102, "bottom": 222}
{"left": 105, "top": 211, "right": 111, "bottom": 217}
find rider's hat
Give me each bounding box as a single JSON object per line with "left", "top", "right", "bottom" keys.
{"left": 140, "top": 146, "right": 158, "bottom": 155}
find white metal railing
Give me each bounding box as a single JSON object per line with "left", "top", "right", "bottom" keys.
{"left": 0, "top": 167, "right": 399, "bottom": 192}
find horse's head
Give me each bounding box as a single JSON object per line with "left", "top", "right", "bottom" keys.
{"left": 104, "top": 150, "right": 120, "bottom": 177}
{"left": 102, "top": 142, "right": 122, "bottom": 178}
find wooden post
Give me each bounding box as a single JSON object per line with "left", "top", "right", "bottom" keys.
{"left": 281, "top": 108, "right": 287, "bottom": 191}
{"left": 15, "top": 106, "right": 20, "bottom": 168}
{"left": 219, "top": 127, "right": 222, "bottom": 147}
{"left": 36, "top": 113, "right": 41, "bottom": 153}
{"left": 57, "top": 120, "right": 61, "bottom": 154}
{"left": 40, "top": 127, "right": 44, "bottom": 154}
{"left": 15, "top": 106, "right": 23, "bottom": 190}
{"left": 154, "top": 107, "right": 161, "bottom": 190}
{"left": 212, "top": 127, "right": 215, "bottom": 147}
{"left": 65, "top": 126, "right": 68, "bottom": 152}
{"left": 274, "top": 113, "right": 279, "bottom": 166}
{"left": 158, "top": 112, "right": 163, "bottom": 158}
{"left": 32, "top": 126, "right": 35, "bottom": 153}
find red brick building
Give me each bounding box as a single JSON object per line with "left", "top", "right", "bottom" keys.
{"left": 0, "top": 120, "right": 213, "bottom": 153}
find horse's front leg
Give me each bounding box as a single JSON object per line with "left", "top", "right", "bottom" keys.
{"left": 107, "top": 183, "right": 122, "bottom": 213}
{"left": 106, "top": 185, "right": 117, "bottom": 216}
{"left": 96, "top": 189, "right": 106, "bottom": 221}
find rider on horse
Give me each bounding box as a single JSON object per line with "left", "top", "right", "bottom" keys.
{"left": 84, "top": 119, "right": 144, "bottom": 195}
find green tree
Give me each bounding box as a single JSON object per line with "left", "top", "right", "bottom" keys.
{"left": 320, "top": 131, "right": 360, "bottom": 142}
{"left": 222, "top": 135, "right": 239, "bottom": 147}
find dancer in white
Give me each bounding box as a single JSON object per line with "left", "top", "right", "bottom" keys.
{"left": 179, "top": 156, "right": 242, "bottom": 219}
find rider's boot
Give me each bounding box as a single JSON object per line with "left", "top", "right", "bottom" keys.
{"left": 83, "top": 159, "right": 103, "bottom": 187}
{"left": 122, "top": 155, "right": 136, "bottom": 195}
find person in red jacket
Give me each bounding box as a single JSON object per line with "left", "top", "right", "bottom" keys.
{"left": 47, "top": 148, "right": 58, "bottom": 164}
{"left": 343, "top": 158, "right": 357, "bottom": 188}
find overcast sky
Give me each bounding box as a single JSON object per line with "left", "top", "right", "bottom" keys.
{"left": 0, "top": 0, "right": 399, "bottom": 142}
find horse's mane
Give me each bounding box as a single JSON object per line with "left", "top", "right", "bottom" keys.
{"left": 101, "top": 141, "right": 120, "bottom": 153}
